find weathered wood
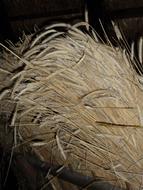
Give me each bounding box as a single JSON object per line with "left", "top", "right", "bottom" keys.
{"left": 104, "top": 0, "right": 143, "bottom": 11}
{"left": 0, "top": 0, "right": 16, "bottom": 42}
{"left": 2, "top": 0, "right": 84, "bottom": 38}
{"left": 117, "top": 17, "right": 143, "bottom": 41}
{"left": 3, "top": 0, "right": 84, "bottom": 19}
{"left": 10, "top": 14, "right": 83, "bottom": 37}
{"left": 86, "top": 0, "right": 143, "bottom": 46}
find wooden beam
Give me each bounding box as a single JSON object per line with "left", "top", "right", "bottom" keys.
{"left": 3, "top": 0, "right": 84, "bottom": 18}
{"left": 104, "top": 0, "right": 143, "bottom": 11}
{"left": 0, "top": 0, "right": 16, "bottom": 42}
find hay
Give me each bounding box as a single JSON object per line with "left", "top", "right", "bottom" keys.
{"left": 1, "top": 23, "right": 143, "bottom": 189}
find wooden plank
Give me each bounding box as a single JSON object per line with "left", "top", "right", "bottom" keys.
{"left": 109, "top": 7, "right": 143, "bottom": 19}
{"left": 85, "top": 0, "right": 143, "bottom": 45}
{"left": 104, "top": 0, "right": 143, "bottom": 11}
{"left": 0, "top": 0, "right": 16, "bottom": 42}
{"left": 117, "top": 17, "right": 143, "bottom": 41}
{"left": 3, "top": 0, "right": 84, "bottom": 18}
{"left": 10, "top": 13, "right": 83, "bottom": 37}
{"left": 2, "top": 0, "right": 84, "bottom": 38}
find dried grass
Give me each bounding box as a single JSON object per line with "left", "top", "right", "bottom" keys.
{"left": 1, "top": 23, "right": 143, "bottom": 189}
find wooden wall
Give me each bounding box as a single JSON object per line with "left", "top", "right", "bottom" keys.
{"left": 4, "top": 0, "right": 83, "bottom": 18}
{"left": 1, "top": 0, "right": 143, "bottom": 43}
{"left": 86, "top": 0, "right": 143, "bottom": 43}
{"left": 1, "top": 0, "right": 84, "bottom": 40}
{"left": 104, "top": 0, "right": 143, "bottom": 11}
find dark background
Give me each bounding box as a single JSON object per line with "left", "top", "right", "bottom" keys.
{"left": 1, "top": 0, "right": 143, "bottom": 43}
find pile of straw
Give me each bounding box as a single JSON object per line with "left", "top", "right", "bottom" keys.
{"left": 1, "top": 23, "right": 143, "bottom": 189}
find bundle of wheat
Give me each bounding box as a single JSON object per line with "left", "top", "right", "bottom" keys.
{"left": 1, "top": 23, "right": 143, "bottom": 190}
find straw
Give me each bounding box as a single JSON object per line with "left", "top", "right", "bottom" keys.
{"left": 1, "top": 22, "right": 143, "bottom": 189}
